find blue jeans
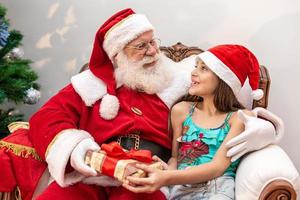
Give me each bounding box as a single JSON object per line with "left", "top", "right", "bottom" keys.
{"left": 168, "top": 176, "right": 235, "bottom": 200}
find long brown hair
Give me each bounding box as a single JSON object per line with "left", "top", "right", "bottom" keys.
{"left": 213, "top": 78, "right": 245, "bottom": 112}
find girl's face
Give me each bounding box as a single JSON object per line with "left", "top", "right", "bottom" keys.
{"left": 189, "top": 59, "right": 219, "bottom": 97}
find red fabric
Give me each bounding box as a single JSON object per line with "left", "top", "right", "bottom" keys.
{"left": 28, "top": 84, "right": 171, "bottom": 160}
{"left": 0, "top": 129, "right": 47, "bottom": 200}
{"left": 36, "top": 182, "right": 166, "bottom": 200}
{"left": 89, "top": 8, "right": 134, "bottom": 95}
{"left": 0, "top": 148, "right": 17, "bottom": 192}
{"left": 36, "top": 182, "right": 107, "bottom": 200}
{"left": 208, "top": 44, "right": 260, "bottom": 90}
{"left": 28, "top": 84, "right": 83, "bottom": 160}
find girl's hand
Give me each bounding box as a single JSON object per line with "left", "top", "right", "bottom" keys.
{"left": 122, "top": 163, "right": 167, "bottom": 193}
{"left": 152, "top": 155, "right": 169, "bottom": 170}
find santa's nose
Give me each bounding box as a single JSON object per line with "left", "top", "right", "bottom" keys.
{"left": 145, "top": 44, "right": 157, "bottom": 57}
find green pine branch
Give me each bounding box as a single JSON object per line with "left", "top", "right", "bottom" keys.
{"left": 0, "top": 108, "right": 23, "bottom": 139}
{"left": 0, "top": 59, "right": 38, "bottom": 103}
{"left": 0, "top": 30, "right": 22, "bottom": 58}
{"left": 0, "top": 4, "right": 9, "bottom": 24}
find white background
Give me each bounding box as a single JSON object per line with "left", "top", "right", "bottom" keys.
{"left": 1, "top": 0, "right": 300, "bottom": 171}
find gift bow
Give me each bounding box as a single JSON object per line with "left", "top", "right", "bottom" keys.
{"left": 101, "top": 142, "right": 152, "bottom": 163}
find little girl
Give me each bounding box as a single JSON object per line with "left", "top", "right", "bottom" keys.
{"left": 123, "top": 44, "right": 263, "bottom": 200}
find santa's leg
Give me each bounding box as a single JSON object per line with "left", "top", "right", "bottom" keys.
{"left": 107, "top": 186, "right": 166, "bottom": 200}
{"left": 36, "top": 182, "right": 107, "bottom": 200}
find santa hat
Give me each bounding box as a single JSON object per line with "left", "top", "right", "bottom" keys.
{"left": 198, "top": 44, "right": 264, "bottom": 100}
{"left": 89, "top": 8, "right": 154, "bottom": 120}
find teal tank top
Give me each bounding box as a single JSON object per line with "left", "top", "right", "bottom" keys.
{"left": 177, "top": 103, "right": 240, "bottom": 177}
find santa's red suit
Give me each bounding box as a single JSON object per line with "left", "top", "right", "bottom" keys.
{"left": 0, "top": 60, "right": 190, "bottom": 200}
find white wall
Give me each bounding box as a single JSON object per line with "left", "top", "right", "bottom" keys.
{"left": 1, "top": 0, "right": 300, "bottom": 171}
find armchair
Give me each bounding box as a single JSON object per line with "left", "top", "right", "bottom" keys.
{"left": 0, "top": 43, "right": 299, "bottom": 200}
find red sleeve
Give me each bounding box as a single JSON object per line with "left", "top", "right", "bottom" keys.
{"left": 28, "top": 84, "right": 84, "bottom": 160}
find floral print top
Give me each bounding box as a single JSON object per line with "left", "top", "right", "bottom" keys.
{"left": 177, "top": 103, "right": 240, "bottom": 177}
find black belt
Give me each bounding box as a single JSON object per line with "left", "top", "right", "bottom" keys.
{"left": 107, "top": 133, "right": 171, "bottom": 163}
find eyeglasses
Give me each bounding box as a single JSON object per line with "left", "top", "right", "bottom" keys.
{"left": 125, "top": 38, "right": 161, "bottom": 53}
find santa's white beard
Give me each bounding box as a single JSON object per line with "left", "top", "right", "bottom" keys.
{"left": 114, "top": 52, "right": 172, "bottom": 94}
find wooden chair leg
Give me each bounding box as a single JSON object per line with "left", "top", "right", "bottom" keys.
{"left": 259, "top": 180, "right": 297, "bottom": 200}
{"left": 0, "top": 188, "right": 21, "bottom": 200}
{"left": 0, "top": 192, "right": 15, "bottom": 200}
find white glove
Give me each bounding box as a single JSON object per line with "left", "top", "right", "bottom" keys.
{"left": 82, "top": 175, "right": 122, "bottom": 187}
{"left": 70, "top": 138, "right": 100, "bottom": 176}
{"left": 226, "top": 109, "right": 284, "bottom": 162}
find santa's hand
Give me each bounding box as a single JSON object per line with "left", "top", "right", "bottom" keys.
{"left": 83, "top": 175, "right": 122, "bottom": 187}
{"left": 226, "top": 110, "right": 277, "bottom": 162}
{"left": 70, "top": 138, "right": 100, "bottom": 176}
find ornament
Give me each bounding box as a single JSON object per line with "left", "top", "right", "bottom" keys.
{"left": 0, "top": 22, "right": 9, "bottom": 47}
{"left": 23, "top": 87, "right": 41, "bottom": 104}
{"left": 8, "top": 47, "right": 25, "bottom": 59}
{"left": 8, "top": 109, "right": 20, "bottom": 116}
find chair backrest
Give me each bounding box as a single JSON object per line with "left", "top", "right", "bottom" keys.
{"left": 159, "top": 42, "right": 270, "bottom": 109}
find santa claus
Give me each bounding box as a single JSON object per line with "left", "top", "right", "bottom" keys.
{"left": 0, "top": 8, "right": 283, "bottom": 200}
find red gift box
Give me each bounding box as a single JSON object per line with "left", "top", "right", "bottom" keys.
{"left": 85, "top": 142, "right": 159, "bottom": 181}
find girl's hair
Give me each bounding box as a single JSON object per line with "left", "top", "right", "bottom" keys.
{"left": 213, "top": 78, "right": 245, "bottom": 112}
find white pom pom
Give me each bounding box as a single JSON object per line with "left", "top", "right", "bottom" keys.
{"left": 99, "top": 94, "right": 120, "bottom": 120}
{"left": 252, "top": 89, "right": 264, "bottom": 100}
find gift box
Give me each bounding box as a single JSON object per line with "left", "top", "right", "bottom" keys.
{"left": 85, "top": 142, "right": 163, "bottom": 182}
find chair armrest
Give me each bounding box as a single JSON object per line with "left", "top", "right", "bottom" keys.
{"left": 235, "top": 145, "right": 299, "bottom": 200}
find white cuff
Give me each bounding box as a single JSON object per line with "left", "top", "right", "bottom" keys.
{"left": 46, "top": 129, "right": 92, "bottom": 187}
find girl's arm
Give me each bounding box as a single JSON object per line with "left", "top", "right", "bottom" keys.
{"left": 167, "top": 101, "right": 190, "bottom": 170}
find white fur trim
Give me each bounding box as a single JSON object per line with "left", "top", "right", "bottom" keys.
{"left": 198, "top": 51, "right": 242, "bottom": 97}
{"left": 253, "top": 107, "right": 284, "bottom": 144}
{"left": 46, "top": 129, "right": 92, "bottom": 187}
{"left": 103, "top": 14, "right": 154, "bottom": 59}
{"left": 157, "top": 57, "right": 192, "bottom": 108}
{"left": 100, "top": 94, "right": 120, "bottom": 120}
{"left": 160, "top": 186, "right": 170, "bottom": 199}
{"left": 237, "top": 78, "right": 253, "bottom": 109}
{"left": 71, "top": 69, "right": 107, "bottom": 106}
{"left": 252, "top": 88, "right": 264, "bottom": 100}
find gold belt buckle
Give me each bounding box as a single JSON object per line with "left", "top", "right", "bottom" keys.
{"left": 117, "top": 133, "right": 140, "bottom": 150}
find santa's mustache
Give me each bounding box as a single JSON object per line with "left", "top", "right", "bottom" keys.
{"left": 135, "top": 54, "right": 160, "bottom": 66}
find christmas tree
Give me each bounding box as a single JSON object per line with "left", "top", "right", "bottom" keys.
{"left": 0, "top": 4, "right": 40, "bottom": 139}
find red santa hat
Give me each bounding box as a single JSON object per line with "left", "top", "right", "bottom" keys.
{"left": 89, "top": 8, "right": 154, "bottom": 120}
{"left": 198, "top": 44, "right": 264, "bottom": 100}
